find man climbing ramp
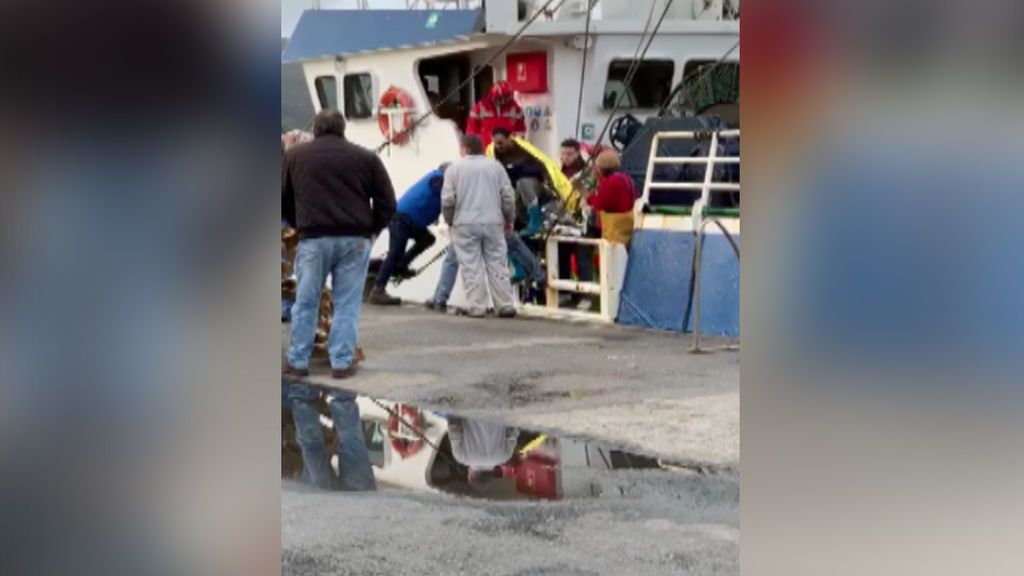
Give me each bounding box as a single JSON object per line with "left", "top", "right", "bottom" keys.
{"left": 369, "top": 164, "right": 449, "bottom": 306}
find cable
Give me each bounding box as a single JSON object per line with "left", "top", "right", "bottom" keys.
{"left": 589, "top": 0, "right": 676, "bottom": 150}
{"left": 364, "top": 397, "right": 490, "bottom": 497}
{"left": 536, "top": 0, "right": 662, "bottom": 246}
{"left": 573, "top": 0, "right": 595, "bottom": 137}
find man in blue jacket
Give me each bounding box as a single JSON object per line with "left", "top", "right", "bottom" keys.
{"left": 369, "top": 164, "right": 449, "bottom": 305}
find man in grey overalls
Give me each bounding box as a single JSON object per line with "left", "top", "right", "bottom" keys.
{"left": 441, "top": 134, "right": 517, "bottom": 318}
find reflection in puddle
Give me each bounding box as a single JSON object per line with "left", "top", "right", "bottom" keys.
{"left": 283, "top": 388, "right": 695, "bottom": 501}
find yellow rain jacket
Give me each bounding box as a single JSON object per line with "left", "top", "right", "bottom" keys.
{"left": 487, "top": 136, "right": 581, "bottom": 214}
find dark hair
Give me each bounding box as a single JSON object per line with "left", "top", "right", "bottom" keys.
{"left": 491, "top": 127, "right": 511, "bottom": 138}
{"left": 561, "top": 138, "right": 581, "bottom": 151}
{"left": 313, "top": 109, "right": 346, "bottom": 138}
{"left": 461, "top": 134, "right": 484, "bottom": 155}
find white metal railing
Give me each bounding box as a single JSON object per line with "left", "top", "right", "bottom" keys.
{"left": 530, "top": 235, "right": 628, "bottom": 323}
{"left": 638, "top": 129, "right": 741, "bottom": 351}
{"left": 638, "top": 129, "right": 740, "bottom": 215}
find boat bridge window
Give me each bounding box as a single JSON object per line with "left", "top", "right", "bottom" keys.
{"left": 314, "top": 76, "right": 338, "bottom": 111}
{"left": 343, "top": 73, "right": 374, "bottom": 120}
{"left": 418, "top": 55, "right": 473, "bottom": 131}
{"left": 602, "top": 60, "right": 674, "bottom": 110}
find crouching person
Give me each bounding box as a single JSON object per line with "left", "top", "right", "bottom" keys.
{"left": 369, "top": 164, "right": 450, "bottom": 305}
{"left": 442, "top": 135, "right": 518, "bottom": 319}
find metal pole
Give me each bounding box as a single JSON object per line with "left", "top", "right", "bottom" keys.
{"left": 691, "top": 216, "right": 705, "bottom": 353}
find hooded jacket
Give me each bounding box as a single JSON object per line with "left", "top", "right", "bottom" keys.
{"left": 466, "top": 81, "right": 526, "bottom": 149}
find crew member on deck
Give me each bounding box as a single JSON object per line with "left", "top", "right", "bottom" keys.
{"left": 583, "top": 149, "right": 639, "bottom": 246}
{"left": 466, "top": 81, "right": 525, "bottom": 150}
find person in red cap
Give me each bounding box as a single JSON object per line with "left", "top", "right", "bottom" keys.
{"left": 466, "top": 81, "right": 526, "bottom": 150}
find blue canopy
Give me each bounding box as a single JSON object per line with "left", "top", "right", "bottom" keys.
{"left": 283, "top": 9, "right": 484, "bottom": 63}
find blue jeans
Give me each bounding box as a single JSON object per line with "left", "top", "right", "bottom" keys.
{"left": 287, "top": 237, "right": 371, "bottom": 369}
{"left": 283, "top": 381, "right": 377, "bottom": 491}
{"left": 432, "top": 231, "right": 544, "bottom": 304}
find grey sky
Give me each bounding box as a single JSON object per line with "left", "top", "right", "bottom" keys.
{"left": 282, "top": 0, "right": 408, "bottom": 38}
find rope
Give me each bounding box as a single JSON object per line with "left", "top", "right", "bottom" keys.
{"left": 536, "top": 0, "right": 663, "bottom": 246}
{"left": 573, "top": 0, "right": 596, "bottom": 137}
{"left": 365, "top": 397, "right": 489, "bottom": 497}
{"left": 589, "top": 0, "right": 676, "bottom": 151}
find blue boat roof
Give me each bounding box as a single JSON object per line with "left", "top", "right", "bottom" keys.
{"left": 283, "top": 9, "right": 484, "bottom": 63}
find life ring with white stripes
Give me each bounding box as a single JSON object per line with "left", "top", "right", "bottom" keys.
{"left": 387, "top": 404, "right": 425, "bottom": 459}
{"left": 378, "top": 87, "right": 415, "bottom": 145}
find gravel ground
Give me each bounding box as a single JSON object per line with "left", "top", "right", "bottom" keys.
{"left": 282, "top": 467, "right": 739, "bottom": 576}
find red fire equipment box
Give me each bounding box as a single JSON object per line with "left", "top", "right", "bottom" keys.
{"left": 506, "top": 52, "right": 548, "bottom": 94}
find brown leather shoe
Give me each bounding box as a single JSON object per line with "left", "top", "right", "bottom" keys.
{"left": 368, "top": 289, "right": 401, "bottom": 306}
{"left": 282, "top": 363, "right": 309, "bottom": 377}
{"left": 331, "top": 366, "right": 358, "bottom": 380}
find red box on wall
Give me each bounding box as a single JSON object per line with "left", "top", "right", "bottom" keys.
{"left": 506, "top": 52, "right": 548, "bottom": 94}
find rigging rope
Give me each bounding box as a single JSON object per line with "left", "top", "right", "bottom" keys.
{"left": 573, "top": 0, "right": 596, "bottom": 137}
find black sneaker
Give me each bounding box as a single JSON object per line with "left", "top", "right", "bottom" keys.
{"left": 498, "top": 307, "right": 517, "bottom": 319}
{"left": 424, "top": 300, "right": 447, "bottom": 313}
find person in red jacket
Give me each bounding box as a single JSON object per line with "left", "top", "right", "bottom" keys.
{"left": 583, "top": 149, "right": 638, "bottom": 245}
{"left": 466, "top": 81, "right": 526, "bottom": 150}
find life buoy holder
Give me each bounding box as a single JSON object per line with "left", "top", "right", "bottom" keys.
{"left": 378, "top": 87, "right": 415, "bottom": 145}
{"left": 387, "top": 404, "right": 425, "bottom": 459}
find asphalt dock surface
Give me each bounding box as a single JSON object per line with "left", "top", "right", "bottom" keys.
{"left": 282, "top": 305, "right": 739, "bottom": 576}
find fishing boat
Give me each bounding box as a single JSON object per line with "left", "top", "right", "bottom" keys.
{"left": 283, "top": 0, "right": 739, "bottom": 339}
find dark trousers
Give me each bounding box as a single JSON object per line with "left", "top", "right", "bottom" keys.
{"left": 374, "top": 214, "right": 436, "bottom": 289}
{"left": 558, "top": 243, "right": 594, "bottom": 283}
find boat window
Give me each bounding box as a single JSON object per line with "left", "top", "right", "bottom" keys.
{"left": 343, "top": 73, "right": 374, "bottom": 120}
{"left": 314, "top": 76, "right": 338, "bottom": 111}
{"left": 678, "top": 60, "right": 740, "bottom": 125}
{"left": 473, "top": 65, "right": 494, "bottom": 102}
{"left": 418, "top": 55, "right": 472, "bottom": 131}
{"left": 602, "top": 60, "right": 674, "bottom": 110}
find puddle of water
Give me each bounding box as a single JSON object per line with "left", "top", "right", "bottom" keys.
{"left": 283, "top": 389, "right": 700, "bottom": 501}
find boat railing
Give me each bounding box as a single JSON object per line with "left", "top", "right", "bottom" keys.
{"left": 638, "top": 129, "right": 740, "bottom": 351}
{"left": 525, "top": 235, "right": 628, "bottom": 323}
{"left": 638, "top": 129, "right": 740, "bottom": 215}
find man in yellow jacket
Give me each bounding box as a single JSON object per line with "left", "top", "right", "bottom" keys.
{"left": 487, "top": 129, "right": 580, "bottom": 236}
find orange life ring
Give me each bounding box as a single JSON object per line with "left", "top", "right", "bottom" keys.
{"left": 378, "top": 87, "right": 415, "bottom": 145}
{"left": 387, "top": 404, "right": 424, "bottom": 459}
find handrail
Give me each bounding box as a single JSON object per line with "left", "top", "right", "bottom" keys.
{"left": 690, "top": 214, "right": 740, "bottom": 354}
{"left": 638, "top": 129, "right": 740, "bottom": 215}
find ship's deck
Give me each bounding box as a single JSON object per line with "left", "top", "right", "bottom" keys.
{"left": 283, "top": 305, "right": 739, "bottom": 467}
